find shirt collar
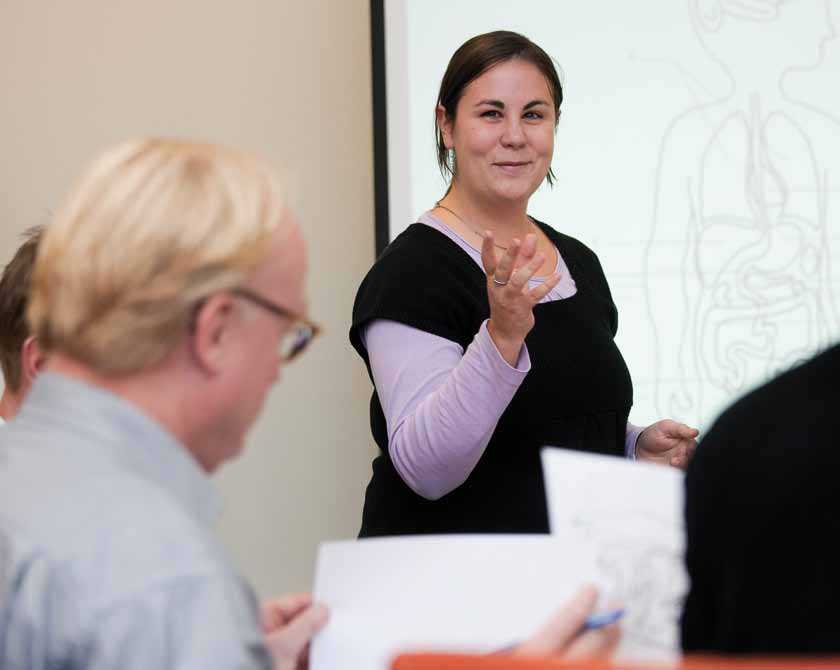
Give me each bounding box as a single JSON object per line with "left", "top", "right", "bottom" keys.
{"left": 17, "top": 371, "right": 222, "bottom": 527}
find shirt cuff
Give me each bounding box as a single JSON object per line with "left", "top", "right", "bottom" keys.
{"left": 625, "top": 422, "right": 645, "bottom": 460}
{"left": 475, "top": 319, "right": 531, "bottom": 382}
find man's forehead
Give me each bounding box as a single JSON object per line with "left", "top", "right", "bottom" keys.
{"left": 252, "top": 221, "right": 307, "bottom": 309}
{"left": 269, "top": 219, "right": 305, "bottom": 272}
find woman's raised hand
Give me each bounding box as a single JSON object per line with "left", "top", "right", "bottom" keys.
{"left": 481, "top": 231, "right": 561, "bottom": 366}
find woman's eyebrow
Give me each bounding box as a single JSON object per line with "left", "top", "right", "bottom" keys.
{"left": 475, "top": 99, "right": 505, "bottom": 108}
{"left": 523, "top": 100, "right": 550, "bottom": 110}
{"left": 474, "top": 99, "right": 550, "bottom": 110}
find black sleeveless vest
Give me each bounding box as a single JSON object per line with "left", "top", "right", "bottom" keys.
{"left": 350, "top": 221, "right": 633, "bottom": 536}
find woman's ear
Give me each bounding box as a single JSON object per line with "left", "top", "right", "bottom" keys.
{"left": 436, "top": 104, "right": 454, "bottom": 149}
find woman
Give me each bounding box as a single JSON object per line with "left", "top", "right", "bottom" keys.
{"left": 350, "top": 31, "right": 698, "bottom": 537}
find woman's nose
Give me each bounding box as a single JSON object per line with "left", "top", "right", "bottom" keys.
{"left": 500, "top": 118, "right": 526, "bottom": 147}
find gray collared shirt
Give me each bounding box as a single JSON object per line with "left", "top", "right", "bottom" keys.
{"left": 0, "top": 372, "right": 272, "bottom": 669}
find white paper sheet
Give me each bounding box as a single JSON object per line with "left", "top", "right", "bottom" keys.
{"left": 310, "top": 535, "right": 599, "bottom": 670}
{"left": 541, "top": 447, "right": 688, "bottom": 662}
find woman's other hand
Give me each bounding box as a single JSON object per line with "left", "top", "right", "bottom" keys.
{"left": 636, "top": 419, "right": 699, "bottom": 469}
{"left": 513, "top": 584, "right": 620, "bottom": 659}
{"left": 481, "top": 231, "right": 561, "bottom": 366}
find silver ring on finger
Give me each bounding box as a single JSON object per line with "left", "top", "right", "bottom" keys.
{"left": 492, "top": 276, "right": 508, "bottom": 286}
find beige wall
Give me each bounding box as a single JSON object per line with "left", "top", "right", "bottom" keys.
{"left": 0, "top": 1, "right": 377, "bottom": 596}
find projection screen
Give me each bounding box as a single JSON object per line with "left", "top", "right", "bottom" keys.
{"left": 371, "top": 0, "right": 840, "bottom": 431}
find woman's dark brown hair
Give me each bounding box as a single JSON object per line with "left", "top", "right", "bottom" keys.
{"left": 436, "top": 30, "right": 564, "bottom": 187}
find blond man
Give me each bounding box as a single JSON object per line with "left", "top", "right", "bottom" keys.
{"left": 0, "top": 139, "right": 618, "bottom": 669}
{"left": 0, "top": 226, "right": 46, "bottom": 422}
{"left": 0, "top": 140, "right": 326, "bottom": 669}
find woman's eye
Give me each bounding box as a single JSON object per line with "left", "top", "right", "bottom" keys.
{"left": 481, "top": 110, "right": 501, "bottom": 118}
{"left": 524, "top": 111, "right": 544, "bottom": 120}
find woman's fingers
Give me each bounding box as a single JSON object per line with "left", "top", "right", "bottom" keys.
{"left": 669, "top": 440, "right": 697, "bottom": 469}
{"left": 518, "top": 233, "right": 537, "bottom": 261}
{"left": 484, "top": 233, "right": 541, "bottom": 286}
{"left": 492, "top": 238, "right": 521, "bottom": 284}
{"left": 510, "top": 249, "right": 546, "bottom": 290}
{"left": 480, "top": 231, "right": 498, "bottom": 277}
{"left": 527, "top": 272, "right": 562, "bottom": 302}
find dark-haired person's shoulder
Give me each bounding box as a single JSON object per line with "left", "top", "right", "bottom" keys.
{"left": 696, "top": 342, "right": 840, "bottom": 461}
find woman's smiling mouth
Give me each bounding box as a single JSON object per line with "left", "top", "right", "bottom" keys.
{"left": 493, "top": 160, "right": 532, "bottom": 175}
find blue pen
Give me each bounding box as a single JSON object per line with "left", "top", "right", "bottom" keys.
{"left": 583, "top": 608, "right": 625, "bottom": 630}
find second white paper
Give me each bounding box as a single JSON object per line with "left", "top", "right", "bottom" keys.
{"left": 310, "top": 534, "right": 600, "bottom": 670}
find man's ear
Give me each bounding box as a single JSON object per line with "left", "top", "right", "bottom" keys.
{"left": 190, "top": 293, "right": 236, "bottom": 375}
{"left": 21, "top": 336, "right": 46, "bottom": 385}
{"left": 436, "top": 104, "right": 454, "bottom": 150}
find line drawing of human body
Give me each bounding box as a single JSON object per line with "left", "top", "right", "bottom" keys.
{"left": 645, "top": 0, "right": 840, "bottom": 427}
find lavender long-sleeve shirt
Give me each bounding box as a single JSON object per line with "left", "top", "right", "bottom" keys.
{"left": 361, "top": 212, "right": 644, "bottom": 500}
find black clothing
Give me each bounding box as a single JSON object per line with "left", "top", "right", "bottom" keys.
{"left": 350, "top": 221, "right": 633, "bottom": 536}
{"left": 682, "top": 343, "right": 840, "bottom": 652}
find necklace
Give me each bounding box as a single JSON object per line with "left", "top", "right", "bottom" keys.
{"left": 434, "top": 201, "right": 532, "bottom": 252}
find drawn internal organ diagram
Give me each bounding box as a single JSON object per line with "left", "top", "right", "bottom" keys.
{"left": 693, "top": 95, "right": 831, "bottom": 398}
{"left": 568, "top": 511, "right": 686, "bottom": 653}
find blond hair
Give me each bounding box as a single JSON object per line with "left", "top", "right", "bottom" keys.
{"left": 28, "top": 138, "right": 288, "bottom": 374}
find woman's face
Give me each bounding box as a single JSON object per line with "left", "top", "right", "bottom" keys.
{"left": 439, "top": 58, "right": 557, "bottom": 206}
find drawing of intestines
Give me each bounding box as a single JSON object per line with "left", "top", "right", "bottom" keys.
{"left": 569, "top": 512, "right": 688, "bottom": 652}
{"left": 597, "top": 542, "right": 686, "bottom": 650}
{"left": 645, "top": 0, "right": 840, "bottom": 427}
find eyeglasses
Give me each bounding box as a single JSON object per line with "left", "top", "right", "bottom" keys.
{"left": 231, "top": 287, "right": 321, "bottom": 362}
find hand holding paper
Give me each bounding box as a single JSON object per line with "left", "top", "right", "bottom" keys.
{"left": 261, "top": 593, "right": 329, "bottom": 670}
